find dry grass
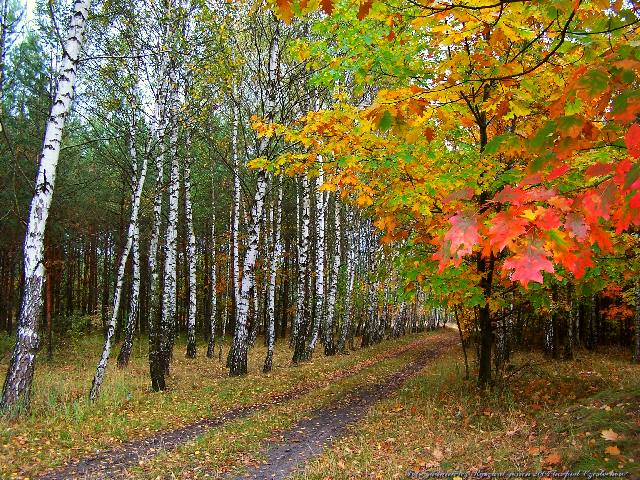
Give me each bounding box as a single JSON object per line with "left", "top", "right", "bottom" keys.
{"left": 0, "top": 330, "right": 436, "bottom": 479}
{"left": 126, "top": 342, "right": 433, "bottom": 479}
{"left": 293, "top": 347, "right": 640, "bottom": 480}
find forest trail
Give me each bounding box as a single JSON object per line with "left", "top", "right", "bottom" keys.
{"left": 37, "top": 331, "right": 457, "bottom": 480}
{"left": 228, "top": 339, "right": 453, "bottom": 480}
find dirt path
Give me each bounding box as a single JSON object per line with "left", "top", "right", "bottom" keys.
{"left": 228, "top": 341, "right": 453, "bottom": 480}
{"left": 37, "top": 332, "right": 455, "bottom": 480}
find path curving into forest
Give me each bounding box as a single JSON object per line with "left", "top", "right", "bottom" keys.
{"left": 37, "top": 331, "right": 456, "bottom": 480}
{"left": 228, "top": 337, "right": 455, "bottom": 479}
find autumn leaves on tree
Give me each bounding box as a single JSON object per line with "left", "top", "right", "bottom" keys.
{"left": 264, "top": 0, "right": 640, "bottom": 385}
{"left": 0, "top": 0, "right": 639, "bottom": 415}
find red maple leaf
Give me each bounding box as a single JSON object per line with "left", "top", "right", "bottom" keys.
{"left": 488, "top": 210, "right": 529, "bottom": 252}
{"left": 432, "top": 212, "right": 479, "bottom": 270}
{"left": 503, "top": 242, "right": 554, "bottom": 287}
{"left": 589, "top": 223, "right": 613, "bottom": 252}
{"left": 625, "top": 124, "right": 640, "bottom": 158}
{"left": 559, "top": 248, "right": 594, "bottom": 278}
{"left": 564, "top": 212, "right": 589, "bottom": 240}
{"left": 534, "top": 207, "right": 561, "bottom": 230}
{"left": 494, "top": 186, "right": 529, "bottom": 205}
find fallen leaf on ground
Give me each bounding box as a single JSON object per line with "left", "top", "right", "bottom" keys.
{"left": 605, "top": 445, "right": 621, "bottom": 456}
{"left": 601, "top": 429, "right": 619, "bottom": 441}
{"left": 543, "top": 452, "right": 561, "bottom": 466}
{"left": 432, "top": 448, "right": 444, "bottom": 460}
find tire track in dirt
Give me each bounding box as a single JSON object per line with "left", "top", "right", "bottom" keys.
{"left": 228, "top": 337, "right": 455, "bottom": 480}
{"left": 37, "top": 331, "right": 455, "bottom": 480}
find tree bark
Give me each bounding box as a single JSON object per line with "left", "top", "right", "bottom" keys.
{"left": 1, "top": 0, "right": 91, "bottom": 412}
{"left": 207, "top": 190, "right": 217, "bottom": 358}
{"left": 184, "top": 147, "right": 198, "bottom": 358}
{"left": 338, "top": 211, "right": 355, "bottom": 354}
{"left": 264, "top": 180, "right": 283, "bottom": 373}
{"left": 324, "top": 198, "right": 340, "bottom": 356}
{"left": 292, "top": 176, "right": 310, "bottom": 363}
{"left": 305, "top": 167, "right": 326, "bottom": 360}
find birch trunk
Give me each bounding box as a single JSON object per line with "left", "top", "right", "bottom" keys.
{"left": 324, "top": 198, "right": 340, "bottom": 356}
{"left": 185, "top": 152, "right": 198, "bottom": 358}
{"left": 292, "top": 176, "right": 310, "bottom": 363}
{"left": 338, "top": 212, "right": 356, "bottom": 354}
{"left": 160, "top": 123, "right": 180, "bottom": 376}
{"left": 264, "top": 181, "right": 283, "bottom": 372}
{"left": 117, "top": 118, "right": 141, "bottom": 369}
{"left": 305, "top": 168, "right": 326, "bottom": 360}
{"left": 90, "top": 135, "right": 148, "bottom": 402}
{"left": 148, "top": 91, "right": 167, "bottom": 391}
{"left": 231, "top": 104, "right": 241, "bottom": 312}
{"left": 228, "top": 171, "right": 268, "bottom": 375}
{"left": 1, "top": 0, "right": 91, "bottom": 411}
{"left": 207, "top": 195, "right": 217, "bottom": 358}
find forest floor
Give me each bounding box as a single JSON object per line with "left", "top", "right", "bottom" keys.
{"left": 0, "top": 328, "right": 452, "bottom": 479}
{"left": 0, "top": 329, "right": 638, "bottom": 480}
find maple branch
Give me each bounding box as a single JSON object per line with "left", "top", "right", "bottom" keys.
{"left": 507, "top": 17, "right": 556, "bottom": 65}
{"left": 567, "top": 19, "right": 640, "bottom": 36}
{"left": 403, "top": 0, "right": 532, "bottom": 15}
{"left": 474, "top": 5, "right": 578, "bottom": 83}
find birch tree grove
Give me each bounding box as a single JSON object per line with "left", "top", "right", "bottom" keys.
{"left": 1, "top": 0, "right": 91, "bottom": 412}
{"left": 1, "top": 0, "right": 638, "bottom": 418}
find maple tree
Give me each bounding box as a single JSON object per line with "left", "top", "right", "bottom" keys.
{"left": 262, "top": 0, "right": 640, "bottom": 385}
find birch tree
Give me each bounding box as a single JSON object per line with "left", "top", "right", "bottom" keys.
{"left": 338, "top": 210, "right": 356, "bottom": 354}
{"left": 117, "top": 107, "right": 142, "bottom": 369}
{"left": 305, "top": 167, "right": 326, "bottom": 360}
{"left": 184, "top": 142, "right": 198, "bottom": 358}
{"left": 324, "top": 197, "right": 340, "bottom": 356}
{"left": 1, "top": 0, "right": 91, "bottom": 412}
{"left": 148, "top": 62, "right": 169, "bottom": 391}
{"left": 264, "top": 179, "right": 283, "bottom": 372}
{"left": 292, "top": 176, "right": 310, "bottom": 363}
{"left": 207, "top": 185, "right": 217, "bottom": 358}
{"left": 160, "top": 119, "right": 180, "bottom": 376}
{"left": 228, "top": 17, "right": 280, "bottom": 376}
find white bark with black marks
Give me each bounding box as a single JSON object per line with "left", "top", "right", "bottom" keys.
{"left": 1, "top": 0, "right": 91, "bottom": 411}
{"left": 292, "top": 176, "right": 310, "bottom": 362}
{"left": 160, "top": 122, "right": 180, "bottom": 374}
{"left": 117, "top": 111, "right": 141, "bottom": 369}
{"left": 207, "top": 193, "right": 217, "bottom": 358}
{"left": 264, "top": 180, "right": 283, "bottom": 372}
{"left": 229, "top": 171, "right": 268, "bottom": 375}
{"left": 338, "top": 211, "right": 356, "bottom": 353}
{"left": 306, "top": 168, "right": 326, "bottom": 359}
{"left": 185, "top": 149, "right": 197, "bottom": 358}
{"left": 229, "top": 19, "right": 280, "bottom": 375}
{"left": 324, "top": 197, "right": 340, "bottom": 355}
